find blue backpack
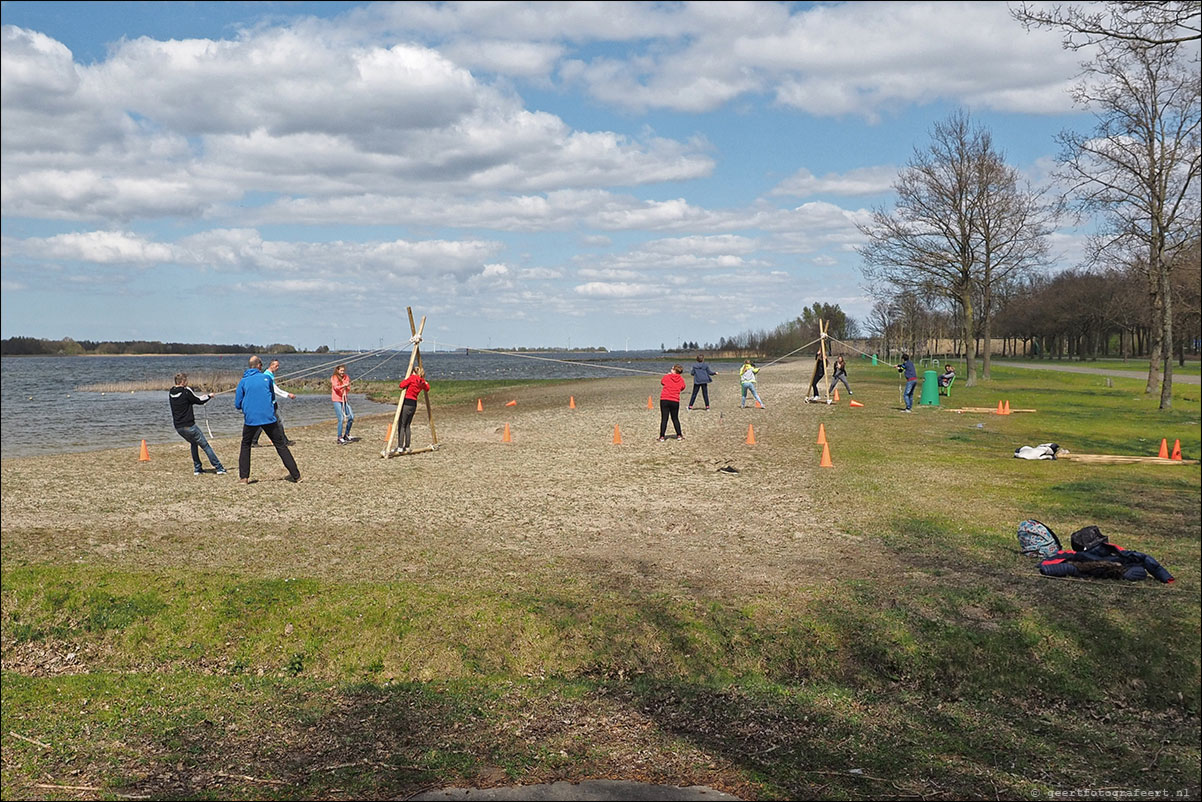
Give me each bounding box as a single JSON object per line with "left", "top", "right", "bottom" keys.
{"left": 1017, "top": 520, "right": 1062, "bottom": 559}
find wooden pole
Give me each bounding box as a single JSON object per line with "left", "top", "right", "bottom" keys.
{"left": 382, "top": 310, "right": 427, "bottom": 457}
{"left": 820, "top": 319, "right": 831, "bottom": 403}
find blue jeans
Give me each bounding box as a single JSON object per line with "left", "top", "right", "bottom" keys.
{"left": 333, "top": 400, "right": 354, "bottom": 439}
{"left": 904, "top": 379, "right": 917, "bottom": 410}
{"left": 175, "top": 425, "right": 223, "bottom": 472}
{"left": 740, "top": 382, "right": 763, "bottom": 407}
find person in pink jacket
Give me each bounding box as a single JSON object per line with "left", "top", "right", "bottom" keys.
{"left": 330, "top": 364, "right": 355, "bottom": 444}
{"left": 658, "top": 364, "right": 686, "bottom": 441}
{"left": 393, "top": 366, "right": 430, "bottom": 454}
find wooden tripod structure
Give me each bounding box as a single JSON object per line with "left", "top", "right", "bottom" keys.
{"left": 806, "top": 319, "right": 833, "bottom": 404}
{"left": 381, "top": 307, "right": 440, "bottom": 458}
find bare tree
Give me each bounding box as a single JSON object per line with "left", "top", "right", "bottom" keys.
{"left": 1057, "top": 37, "right": 1200, "bottom": 408}
{"left": 973, "top": 145, "right": 1061, "bottom": 378}
{"left": 858, "top": 111, "right": 1055, "bottom": 386}
{"left": 1012, "top": 1, "right": 1201, "bottom": 49}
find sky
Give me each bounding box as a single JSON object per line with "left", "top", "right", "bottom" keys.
{"left": 0, "top": 1, "right": 1097, "bottom": 352}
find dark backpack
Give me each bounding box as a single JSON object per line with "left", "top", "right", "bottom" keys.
{"left": 1017, "top": 519, "right": 1062, "bottom": 559}
{"left": 1070, "top": 525, "right": 1108, "bottom": 552}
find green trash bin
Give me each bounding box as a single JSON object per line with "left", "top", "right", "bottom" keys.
{"left": 920, "top": 370, "right": 940, "bottom": 406}
{"left": 871, "top": 354, "right": 878, "bottom": 366}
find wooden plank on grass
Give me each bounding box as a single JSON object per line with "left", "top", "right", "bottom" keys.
{"left": 1060, "top": 453, "right": 1198, "bottom": 465}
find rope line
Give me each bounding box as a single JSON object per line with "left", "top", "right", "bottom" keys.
{"left": 428, "top": 341, "right": 664, "bottom": 376}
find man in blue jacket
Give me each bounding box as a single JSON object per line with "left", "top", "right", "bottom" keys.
{"left": 234, "top": 355, "right": 300, "bottom": 484}
{"left": 897, "top": 353, "right": 917, "bottom": 412}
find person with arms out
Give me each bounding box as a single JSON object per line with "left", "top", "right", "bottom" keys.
{"left": 169, "top": 373, "right": 225, "bottom": 475}
{"left": 828, "top": 354, "right": 852, "bottom": 397}
{"left": 897, "top": 353, "right": 918, "bottom": 412}
{"left": 659, "top": 364, "right": 686, "bottom": 441}
{"left": 235, "top": 355, "right": 300, "bottom": 483}
{"left": 250, "top": 359, "right": 296, "bottom": 447}
{"left": 393, "top": 366, "right": 430, "bottom": 454}
{"left": 687, "top": 354, "right": 717, "bottom": 410}
{"left": 739, "top": 360, "right": 764, "bottom": 408}
{"left": 331, "top": 364, "right": 355, "bottom": 444}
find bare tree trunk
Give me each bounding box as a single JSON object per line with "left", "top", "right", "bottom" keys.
{"left": 1146, "top": 279, "right": 1164, "bottom": 394}
{"left": 1159, "top": 266, "right": 1174, "bottom": 409}
{"left": 960, "top": 290, "right": 977, "bottom": 386}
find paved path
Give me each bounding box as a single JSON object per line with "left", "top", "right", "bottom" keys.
{"left": 992, "top": 361, "right": 1200, "bottom": 385}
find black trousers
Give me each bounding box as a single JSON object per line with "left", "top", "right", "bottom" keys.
{"left": 659, "top": 399, "right": 682, "bottom": 438}
{"left": 239, "top": 420, "right": 299, "bottom": 480}
{"left": 688, "top": 383, "right": 710, "bottom": 407}
{"left": 250, "top": 402, "right": 286, "bottom": 444}
{"left": 399, "top": 399, "right": 418, "bottom": 449}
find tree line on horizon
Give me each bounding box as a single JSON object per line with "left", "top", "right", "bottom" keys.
{"left": 0, "top": 336, "right": 309, "bottom": 356}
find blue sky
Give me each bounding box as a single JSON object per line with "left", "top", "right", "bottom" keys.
{"left": 1, "top": 1, "right": 1093, "bottom": 351}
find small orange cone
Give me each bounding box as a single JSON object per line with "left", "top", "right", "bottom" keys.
{"left": 819, "top": 442, "right": 833, "bottom": 468}
{"left": 506, "top": 400, "right": 517, "bottom": 407}
{"left": 746, "top": 424, "right": 756, "bottom": 445}
{"left": 755, "top": 398, "right": 763, "bottom": 408}
{"left": 1003, "top": 400, "right": 1011, "bottom": 415}
{"left": 833, "top": 387, "right": 840, "bottom": 402}
{"left": 502, "top": 423, "right": 511, "bottom": 442}
{"left": 138, "top": 439, "right": 150, "bottom": 462}
{"left": 613, "top": 424, "right": 622, "bottom": 445}
{"left": 996, "top": 400, "right": 1004, "bottom": 415}
{"left": 569, "top": 396, "right": 576, "bottom": 409}
{"left": 1158, "top": 438, "right": 1169, "bottom": 458}
{"left": 477, "top": 398, "right": 483, "bottom": 412}
{"left": 849, "top": 400, "right": 864, "bottom": 408}
{"left": 1171, "top": 439, "right": 1182, "bottom": 461}
{"left": 386, "top": 424, "right": 393, "bottom": 443}
{"left": 817, "top": 423, "right": 827, "bottom": 445}
{"left": 647, "top": 395, "right": 654, "bottom": 409}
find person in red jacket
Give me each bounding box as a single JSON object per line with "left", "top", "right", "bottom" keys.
{"left": 659, "top": 364, "right": 686, "bottom": 441}
{"left": 394, "top": 366, "right": 430, "bottom": 454}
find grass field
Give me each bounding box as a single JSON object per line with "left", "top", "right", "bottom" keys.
{"left": 2, "top": 362, "right": 1199, "bottom": 800}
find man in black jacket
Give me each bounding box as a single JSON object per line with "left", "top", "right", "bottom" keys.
{"left": 169, "top": 372, "right": 226, "bottom": 475}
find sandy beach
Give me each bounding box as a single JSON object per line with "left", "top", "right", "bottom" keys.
{"left": 1, "top": 364, "right": 865, "bottom": 605}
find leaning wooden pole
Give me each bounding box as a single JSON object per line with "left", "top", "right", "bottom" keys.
{"left": 820, "top": 319, "right": 832, "bottom": 403}
{"left": 382, "top": 311, "right": 427, "bottom": 458}
{"left": 407, "top": 307, "right": 439, "bottom": 447}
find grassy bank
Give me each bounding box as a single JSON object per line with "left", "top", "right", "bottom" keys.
{"left": 2, "top": 364, "right": 1199, "bottom": 800}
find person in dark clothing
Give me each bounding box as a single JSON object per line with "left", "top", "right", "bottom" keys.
{"left": 828, "top": 355, "right": 852, "bottom": 396}
{"left": 806, "top": 352, "right": 826, "bottom": 401}
{"left": 234, "top": 355, "right": 300, "bottom": 483}
{"left": 169, "top": 373, "right": 225, "bottom": 475}
{"left": 687, "top": 354, "right": 717, "bottom": 410}
{"left": 896, "top": 353, "right": 918, "bottom": 411}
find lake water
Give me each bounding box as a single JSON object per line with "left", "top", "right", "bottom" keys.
{"left": 0, "top": 351, "right": 707, "bottom": 457}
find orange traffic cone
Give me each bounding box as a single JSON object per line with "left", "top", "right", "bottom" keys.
{"left": 386, "top": 424, "right": 393, "bottom": 443}
{"left": 755, "top": 398, "right": 763, "bottom": 408}
{"left": 138, "top": 439, "right": 150, "bottom": 462}
{"left": 569, "top": 396, "right": 576, "bottom": 409}
{"left": 477, "top": 398, "right": 483, "bottom": 412}
{"left": 502, "top": 423, "right": 512, "bottom": 442}
{"left": 996, "top": 400, "right": 1004, "bottom": 415}
{"left": 1158, "top": 438, "right": 1169, "bottom": 458}
{"left": 817, "top": 423, "right": 827, "bottom": 445}
{"left": 819, "top": 442, "right": 833, "bottom": 468}
{"left": 1171, "top": 439, "right": 1182, "bottom": 461}
{"left": 613, "top": 424, "right": 622, "bottom": 445}
{"left": 647, "top": 395, "right": 654, "bottom": 409}
{"left": 506, "top": 400, "right": 517, "bottom": 407}
{"left": 849, "top": 400, "right": 864, "bottom": 408}
{"left": 833, "top": 387, "right": 840, "bottom": 402}
{"left": 1003, "top": 400, "right": 1011, "bottom": 415}
{"left": 746, "top": 424, "right": 756, "bottom": 445}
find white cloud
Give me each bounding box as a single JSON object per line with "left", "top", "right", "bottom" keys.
{"left": 770, "top": 166, "right": 898, "bottom": 198}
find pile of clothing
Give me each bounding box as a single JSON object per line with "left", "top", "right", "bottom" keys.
{"left": 1036, "top": 525, "right": 1175, "bottom": 583}
{"left": 1014, "top": 442, "right": 1060, "bottom": 460}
